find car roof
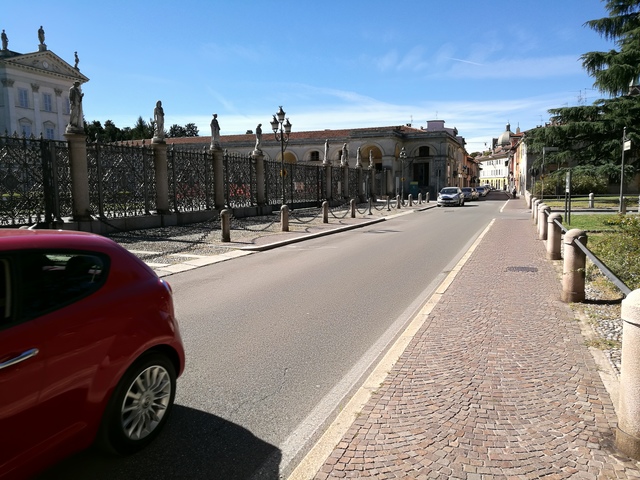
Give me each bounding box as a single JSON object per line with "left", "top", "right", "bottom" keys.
{"left": 0, "top": 229, "right": 120, "bottom": 253}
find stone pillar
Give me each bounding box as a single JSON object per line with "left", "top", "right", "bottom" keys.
{"left": 532, "top": 199, "right": 541, "bottom": 224}
{"left": 253, "top": 150, "right": 265, "bottom": 205}
{"left": 212, "top": 147, "right": 225, "bottom": 209}
{"left": 151, "top": 139, "right": 170, "bottom": 214}
{"left": 396, "top": 195, "right": 401, "bottom": 210}
{"left": 322, "top": 201, "right": 329, "bottom": 223}
{"left": 220, "top": 209, "right": 231, "bottom": 242}
{"left": 280, "top": 205, "right": 289, "bottom": 232}
{"left": 426, "top": 192, "right": 430, "bottom": 203}
{"left": 357, "top": 166, "right": 364, "bottom": 201}
{"left": 408, "top": 194, "right": 413, "bottom": 206}
{"left": 616, "top": 289, "right": 640, "bottom": 460}
{"left": 369, "top": 167, "right": 376, "bottom": 198}
{"left": 589, "top": 193, "right": 594, "bottom": 208}
{"left": 530, "top": 197, "right": 538, "bottom": 220}
{"left": 561, "top": 229, "right": 587, "bottom": 303}
{"left": 350, "top": 198, "right": 356, "bottom": 218}
{"left": 64, "top": 131, "right": 91, "bottom": 221}
{"left": 537, "top": 204, "right": 550, "bottom": 240}
{"left": 342, "top": 165, "right": 349, "bottom": 199}
{"left": 546, "top": 213, "right": 563, "bottom": 260}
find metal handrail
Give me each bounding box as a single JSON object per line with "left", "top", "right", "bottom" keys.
{"left": 552, "top": 217, "right": 632, "bottom": 297}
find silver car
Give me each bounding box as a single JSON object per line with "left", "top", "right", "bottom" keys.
{"left": 437, "top": 187, "right": 464, "bottom": 207}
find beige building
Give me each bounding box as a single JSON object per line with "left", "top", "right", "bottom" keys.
{"left": 166, "top": 120, "right": 475, "bottom": 198}
{"left": 0, "top": 26, "right": 88, "bottom": 140}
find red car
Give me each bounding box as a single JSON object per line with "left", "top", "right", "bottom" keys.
{"left": 0, "top": 229, "right": 185, "bottom": 479}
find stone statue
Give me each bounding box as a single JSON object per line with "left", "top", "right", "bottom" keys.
{"left": 341, "top": 143, "right": 349, "bottom": 166}
{"left": 356, "top": 146, "right": 362, "bottom": 167}
{"left": 153, "top": 101, "right": 164, "bottom": 139}
{"left": 38, "top": 26, "right": 45, "bottom": 45}
{"left": 68, "top": 81, "right": 84, "bottom": 130}
{"left": 323, "top": 139, "right": 329, "bottom": 164}
{"left": 368, "top": 150, "right": 374, "bottom": 168}
{"left": 1, "top": 30, "right": 7, "bottom": 50}
{"left": 74, "top": 51, "right": 79, "bottom": 70}
{"left": 255, "top": 124, "right": 262, "bottom": 151}
{"left": 210, "top": 114, "right": 220, "bottom": 148}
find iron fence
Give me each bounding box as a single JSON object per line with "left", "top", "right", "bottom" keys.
{"left": 265, "top": 159, "right": 284, "bottom": 205}
{"left": 290, "top": 163, "right": 325, "bottom": 204}
{"left": 224, "top": 151, "right": 255, "bottom": 207}
{"left": 348, "top": 167, "right": 359, "bottom": 199}
{"left": 332, "top": 165, "right": 343, "bottom": 200}
{"left": 169, "top": 146, "right": 213, "bottom": 212}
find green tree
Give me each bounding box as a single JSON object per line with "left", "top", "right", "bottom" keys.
{"left": 527, "top": 0, "right": 640, "bottom": 183}
{"left": 184, "top": 123, "right": 199, "bottom": 137}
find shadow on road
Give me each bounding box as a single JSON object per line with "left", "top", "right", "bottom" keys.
{"left": 37, "top": 405, "right": 281, "bottom": 480}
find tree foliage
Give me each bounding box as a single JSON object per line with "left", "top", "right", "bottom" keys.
{"left": 526, "top": 0, "right": 640, "bottom": 183}
{"left": 85, "top": 118, "right": 199, "bottom": 141}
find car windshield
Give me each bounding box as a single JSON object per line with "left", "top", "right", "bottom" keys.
{"left": 462, "top": 188, "right": 471, "bottom": 192}
{"left": 441, "top": 188, "right": 458, "bottom": 194}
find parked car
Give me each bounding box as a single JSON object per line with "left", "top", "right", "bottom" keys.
{"left": 437, "top": 187, "right": 464, "bottom": 207}
{"left": 460, "top": 187, "right": 476, "bottom": 202}
{"left": 0, "top": 229, "right": 185, "bottom": 480}
{"left": 475, "top": 186, "right": 487, "bottom": 197}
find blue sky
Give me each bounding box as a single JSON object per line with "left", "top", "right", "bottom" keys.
{"left": 4, "top": 0, "right": 615, "bottom": 153}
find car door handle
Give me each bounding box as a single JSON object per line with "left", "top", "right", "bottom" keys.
{"left": 0, "top": 348, "right": 39, "bottom": 370}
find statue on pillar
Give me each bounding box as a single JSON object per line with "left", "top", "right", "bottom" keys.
{"left": 210, "top": 114, "right": 220, "bottom": 149}
{"left": 323, "top": 139, "right": 330, "bottom": 165}
{"left": 341, "top": 143, "right": 349, "bottom": 166}
{"left": 153, "top": 101, "right": 165, "bottom": 140}
{"left": 368, "top": 150, "right": 374, "bottom": 169}
{"left": 38, "top": 26, "right": 45, "bottom": 45}
{"left": 67, "top": 81, "right": 84, "bottom": 132}
{"left": 1, "top": 30, "right": 8, "bottom": 51}
{"left": 74, "top": 51, "right": 80, "bottom": 70}
{"left": 356, "top": 146, "right": 362, "bottom": 167}
{"left": 254, "top": 123, "right": 262, "bottom": 152}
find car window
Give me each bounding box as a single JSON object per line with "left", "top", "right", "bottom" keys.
{"left": 19, "top": 251, "right": 108, "bottom": 321}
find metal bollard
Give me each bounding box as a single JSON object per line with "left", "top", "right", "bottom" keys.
{"left": 546, "top": 213, "right": 563, "bottom": 260}
{"left": 220, "top": 209, "right": 231, "bottom": 242}
{"left": 616, "top": 289, "right": 640, "bottom": 460}
{"left": 280, "top": 205, "right": 289, "bottom": 232}
{"left": 537, "top": 204, "right": 550, "bottom": 240}
{"left": 322, "top": 201, "right": 329, "bottom": 223}
{"left": 561, "top": 229, "right": 587, "bottom": 303}
{"left": 350, "top": 198, "right": 356, "bottom": 218}
{"left": 408, "top": 194, "right": 413, "bottom": 206}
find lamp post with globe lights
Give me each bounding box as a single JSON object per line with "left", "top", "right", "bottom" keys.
{"left": 270, "top": 106, "right": 292, "bottom": 206}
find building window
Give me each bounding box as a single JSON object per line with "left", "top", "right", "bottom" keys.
{"left": 63, "top": 97, "right": 70, "bottom": 115}
{"left": 18, "top": 88, "right": 29, "bottom": 108}
{"left": 418, "top": 146, "right": 430, "bottom": 157}
{"left": 310, "top": 151, "right": 320, "bottom": 161}
{"left": 20, "top": 123, "right": 32, "bottom": 137}
{"left": 44, "top": 125, "right": 55, "bottom": 139}
{"left": 43, "top": 93, "right": 53, "bottom": 112}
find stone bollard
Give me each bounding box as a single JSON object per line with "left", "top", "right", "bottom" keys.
{"left": 386, "top": 197, "right": 391, "bottom": 211}
{"left": 616, "top": 289, "right": 640, "bottom": 460}
{"left": 368, "top": 197, "right": 372, "bottom": 215}
{"left": 408, "top": 194, "right": 413, "bottom": 206}
{"left": 426, "top": 192, "right": 430, "bottom": 203}
{"left": 537, "top": 204, "right": 550, "bottom": 240}
{"left": 281, "top": 205, "right": 289, "bottom": 232}
{"left": 350, "top": 198, "right": 356, "bottom": 218}
{"left": 546, "top": 213, "right": 563, "bottom": 260}
{"left": 220, "top": 209, "right": 231, "bottom": 242}
{"left": 533, "top": 199, "right": 541, "bottom": 224}
{"left": 418, "top": 193, "right": 422, "bottom": 204}
{"left": 589, "top": 192, "right": 594, "bottom": 208}
{"left": 396, "top": 195, "right": 401, "bottom": 209}
{"left": 530, "top": 197, "right": 538, "bottom": 220}
{"left": 322, "top": 201, "right": 329, "bottom": 223}
{"left": 561, "top": 229, "right": 587, "bottom": 303}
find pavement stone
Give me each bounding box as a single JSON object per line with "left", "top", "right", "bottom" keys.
{"left": 307, "top": 198, "right": 640, "bottom": 479}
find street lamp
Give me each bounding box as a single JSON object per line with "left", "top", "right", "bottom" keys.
{"left": 270, "top": 106, "right": 292, "bottom": 206}
{"left": 399, "top": 147, "right": 407, "bottom": 203}
{"left": 541, "top": 146, "right": 558, "bottom": 201}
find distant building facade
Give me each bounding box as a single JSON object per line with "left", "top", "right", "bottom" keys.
{"left": 477, "top": 123, "right": 524, "bottom": 191}
{"left": 166, "top": 120, "right": 477, "bottom": 198}
{"left": 0, "top": 26, "right": 88, "bottom": 140}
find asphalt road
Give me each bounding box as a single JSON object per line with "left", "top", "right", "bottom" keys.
{"left": 39, "top": 197, "right": 505, "bottom": 480}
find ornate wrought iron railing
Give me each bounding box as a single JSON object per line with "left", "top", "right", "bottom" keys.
{"left": 224, "top": 151, "right": 255, "bottom": 208}
{"left": 169, "top": 146, "right": 213, "bottom": 212}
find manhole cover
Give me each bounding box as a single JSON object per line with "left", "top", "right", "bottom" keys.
{"left": 506, "top": 266, "right": 538, "bottom": 273}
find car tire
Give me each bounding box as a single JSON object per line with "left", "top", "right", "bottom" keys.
{"left": 97, "top": 352, "right": 177, "bottom": 455}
